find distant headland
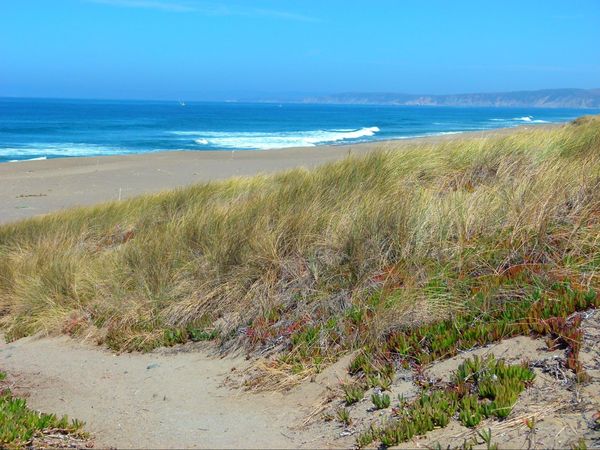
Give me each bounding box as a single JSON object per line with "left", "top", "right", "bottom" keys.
{"left": 292, "top": 88, "right": 600, "bottom": 108}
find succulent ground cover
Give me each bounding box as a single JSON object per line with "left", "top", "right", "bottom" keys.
{"left": 354, "top": 355, "right": 536, "bottom": 447}
{"left": 0, "top": 371, "right": 88, "bottom": 448}
{"left": 348, "top": 282, "right": 597, "bottom": 387}
{"left": 337, "top": 283, "right": 597, "bottom": 448}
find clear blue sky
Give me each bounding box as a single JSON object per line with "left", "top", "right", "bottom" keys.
{"left": 1, "top": 0, "right": 599, "bottom": 100}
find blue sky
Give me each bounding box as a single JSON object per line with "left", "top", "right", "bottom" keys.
{"left": 1, "top": 0, "right": 599, "bottom": 100}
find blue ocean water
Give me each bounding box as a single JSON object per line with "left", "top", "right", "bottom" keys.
{"left": 0, "top": 98, "right": 597, "bottom": 163}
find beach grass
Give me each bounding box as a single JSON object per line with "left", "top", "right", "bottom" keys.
{"left": 0, "top": 116, "right": 599, "bottom": 372}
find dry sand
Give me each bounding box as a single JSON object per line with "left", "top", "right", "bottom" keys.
{"left": 0, "top": 335, "right": 349, "bottom": 449}
{"left": 0, "top": 127, "right": 545, "bottom": 225}
{"left": 0, "top": 144, "right": 374, "bottom": 225}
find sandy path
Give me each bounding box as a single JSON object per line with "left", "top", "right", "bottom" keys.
{"left": 0, "top": 335, "right": 337, "bottom": 449}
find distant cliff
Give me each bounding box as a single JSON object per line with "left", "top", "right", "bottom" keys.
{"left": 302, "top": 89, "right": 600, "bottom": 108}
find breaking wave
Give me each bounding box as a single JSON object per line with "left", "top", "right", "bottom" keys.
{"left": 0, "top": 143, "right": 139, "bottom": 161}
{"left": 490, "top": 116, "right": 549, "bottom": 124}
{"left": 8, "top": 156, "right": 48, "bottom": 162}
{"left": 173, "top": 126, "right": 381, "bottom": 150}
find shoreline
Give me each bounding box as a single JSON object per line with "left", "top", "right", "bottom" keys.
{"left": 0, "top": 124, "right": 558, "bottom": 225}
{"left": 1, "top": 121, "right": 562, "bottom": 166}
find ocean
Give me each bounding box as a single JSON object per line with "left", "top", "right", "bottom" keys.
{"left": 0, "top": 98, "right": 597, "bottom": 163}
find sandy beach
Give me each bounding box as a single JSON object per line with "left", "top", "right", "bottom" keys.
{"left": 0, "top": 126, "right": 551, "bottom": 225}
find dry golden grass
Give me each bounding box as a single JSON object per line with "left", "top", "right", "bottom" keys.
{"left": 1, "top": 116, "right": 599, "bottom": 362}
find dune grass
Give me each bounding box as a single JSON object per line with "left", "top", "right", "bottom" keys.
{"left": 0, "top": 117, "right": 599, "bottom": 373}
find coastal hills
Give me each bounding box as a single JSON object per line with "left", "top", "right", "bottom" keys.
{"left": 300, "top": 88, "right": 600, "bottom": 108}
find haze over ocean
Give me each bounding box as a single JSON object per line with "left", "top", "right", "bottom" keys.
{"left": 2, "top": 1, "right": 599, "bottom": 99}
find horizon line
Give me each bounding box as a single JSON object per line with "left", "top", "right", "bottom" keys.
{"left": 1, "top": 87, "right": 600, "bottom": 105}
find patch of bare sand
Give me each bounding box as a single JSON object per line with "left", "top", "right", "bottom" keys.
{"left": 0, "top": 335, "right": 343, "bottom": 449}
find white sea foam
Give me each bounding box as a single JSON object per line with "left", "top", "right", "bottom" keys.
{"left": 1, "top": 143, "right": 136, "bottom": 159}
{"left": 393, "top": 131, "right": 465, "bottom": 140}
{"left": 490, "top": 116, "right": 549, "bottom": 124}
{"left": 8, "top": 156, "right": 48, "bottom": 162}
{"left": 177, "top": 126, "right": 381, "bottom": 150}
